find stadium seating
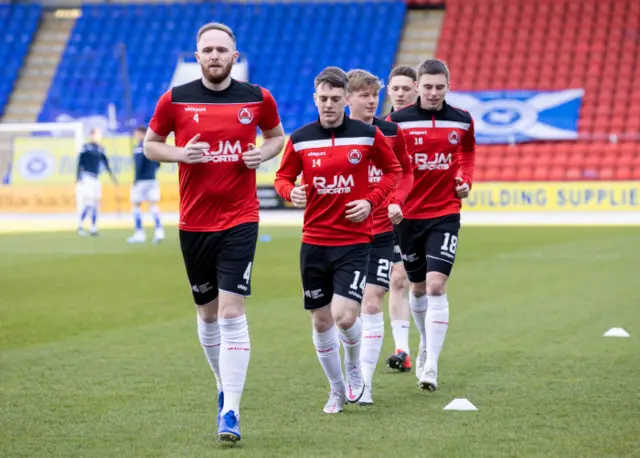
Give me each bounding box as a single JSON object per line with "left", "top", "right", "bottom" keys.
{"left": 0, "top": 3, "right": 42, "bottom": 117}
{"left": 437, "top": 0, "right": 640, "bottom": 181}
{"left": 39, "top": 1, "right": 406, "bottom": 134}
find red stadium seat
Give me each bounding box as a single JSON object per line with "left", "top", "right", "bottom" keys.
{"left": 599, "top": 168, "right": 615, "bottom": 180}
{"left": 549, "top": 167, "right": 566, "bottom": 181}
{"left": 436, "top": 0, "right": 640, "bottom": 182}
{"left": 614, "top": 167, "right": 632, "bottom": 180}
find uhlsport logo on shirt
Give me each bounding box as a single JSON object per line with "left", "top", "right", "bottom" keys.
{"left": 184, "top": 106, "right": 206, "bottom": 113}
{"left": 238, "top": 107, "right": 253, "bottom": 125}
{"left": 313, "top": 174, "right": 354, "bottom": 195}
{"left": 368, "top": 164, "right": 383, "bottom": 184}
{"left": 202, "top": 140, "right": 242, "bottom": 163}
{"left": 415, "top": 152, "right": 452, "bottom": 171}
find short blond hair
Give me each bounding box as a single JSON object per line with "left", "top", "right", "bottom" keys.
{"left": 346, "top": 69, "right": 382, "bottom": 93}
{"left": 197, "top": 22, "right": 236, "bottom": 46}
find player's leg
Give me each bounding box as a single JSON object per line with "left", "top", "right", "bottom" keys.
{"left": 88, "top": 178, "right": 101, "bottom": 236}
{"left": 359, "top": 233, "right": 393, "bottom": 404}
{"left": 178, "top": 230, "right": 224, "bottom": 420}
{"left": 418, "top": 214, "right": 461, "bottom": 392}
{"left": 386, "top": 242, "right": 413, "bottom": 372}
{"left": 76, "top": 180, "right": 90, "bottom": 235}
{"left": 215, "top": 222, "right": 258, "bottom": 441}
{"left": 128, "top": 182, "right": 146, "bottom": 243}
{"left": 302, "top": 243, "right": 345, "bottom": 414}
{"left": 332, "top": 242, "right": 370, "bottom": 404}
{"left": 394, "top": 219, "right": 429, "bottom": 378}
{"left": 300, "top": 243, "right": 347, "bottom": 414}
{"left": 148, "top": 180, "right": 164, "bottom": 244}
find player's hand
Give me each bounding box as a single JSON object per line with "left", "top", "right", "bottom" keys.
{"left": 242, "top": 143, "right": 263, "bottom": 169}
{"left": 290, "top": 184, "right": 308, "bottom": 208}
{"left": 345, "top": 200, "right": 372, "bottom": 223}
{"left": 455, "top": 177, "right": 470, "bottom": 199}
{"left": 388, "top": 203, "right": 403, "bottom": 225}
{"left": 181, "top": 134, "right": 209, "bottom": 164}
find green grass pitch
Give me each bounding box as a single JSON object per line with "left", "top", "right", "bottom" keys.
{"left": 1, "top": 226, "right": 639, "bottom": 457}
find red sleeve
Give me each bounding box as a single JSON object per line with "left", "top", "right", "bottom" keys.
{"left": 390, "top": 128, "right": 414, "bottom": 206}
{"left": 274, "top": 138, "right": 302, "bottom": 201}
{"left": 366, "top": 128, "right": 402, "bottom": 208}
{"left": 148, "top": 90, "right": 174, "bottom": 137}
{"left": 258, "top": 88, "right": 282, "bottom": 132}
{"left": 459, "top": 118, "right": 476, "bottom": 189}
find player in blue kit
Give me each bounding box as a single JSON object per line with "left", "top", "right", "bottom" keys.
{"left": 76, "top": 127, "right": 118, "bottom": 236}
{"left": 127, "top": 126, "right": 164, "bottom": 244}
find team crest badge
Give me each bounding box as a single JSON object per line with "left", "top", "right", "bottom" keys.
{"left": 238, "top": 108, "right": 253, "bottom": 125}
{"left": 348, "top": 149, "right": 363, "bottom": 165}
{"left": 448, "top": 131, "right": 460, "bottom": 145}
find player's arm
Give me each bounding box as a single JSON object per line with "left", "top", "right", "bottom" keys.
{"left": 76, "top": 149, "right": 85, "bottom": 182}
{"left": 366, "top": 128, "right": 402, "bottom": 209}
{"left": 243, "top": 88, "right": 286, "bottom": 169}
{"left": 456, "top": 118, "right": 476, "bottom": 198}
{"left": 101, "top": 153, "right": 118, "bottom": 184}
{"left": 274, "top": 139, "right": 305, "bottom": 207}
{"left": 389, "top": 128, "right": 414, "bottom": 206}
{"left": 259, "top": 124, "right": 285, "bottom": 161}
{"left": 459, "top": 118, "right": 476, "bottom": 187}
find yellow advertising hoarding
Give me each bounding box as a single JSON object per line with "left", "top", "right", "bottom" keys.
{"left": 9, "top": 136, "right": 284, "bottom": 187}
{"left": 463, "top": 182, "right": 640, "bottom": 212}
{"left": 0, "top": 183, "right": 180, "bottom": 214}
{"left": 10, "top": 137, "right": 179, "bottom": 185}
{"left": 2, "top": 181, "right": 638, "bottom": 214}
{"left": 3, "top": 136, "right": 639, "bottom": 214}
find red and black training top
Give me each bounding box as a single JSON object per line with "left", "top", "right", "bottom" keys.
{"left": 387, "top": 99, "right": 476, "bottom": 220}
{"left": 274, "top": 116, "right": 402, "bottom": 247}
{"left": 369, "top": 117, "right": 414, "bottom": 235}
{"left": 149, "top": 78, "right": 281, "bottom": 232}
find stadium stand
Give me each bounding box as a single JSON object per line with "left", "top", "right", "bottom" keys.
{"left": 437, "top": 0, "right": 640, "bottom": 181}
{"left": 0, "top": 3, "right": 42, "bottom": 118}
{"left": 39, "top": 1, "right": 406, "bottom": 134}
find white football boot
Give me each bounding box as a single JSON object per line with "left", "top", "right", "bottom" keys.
{"left": 357, "top": 384, "right": 373, "bottom": 405}
{"left": 153, "top": 227, "right": 165, "bottom": 244}
{"left": 345, "top": 363, "right": 365, "bottom": 403}
{"left": 419, "top": 368, "right": 438, "bottom": 392}
{"left": 323, "top": 390, "right": 347, "bottom": 414}
{"left": 127, "top": 231, "right": 146, "bottom": 244}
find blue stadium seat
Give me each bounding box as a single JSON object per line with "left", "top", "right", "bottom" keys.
{"left": 0, "top": 4, "right": 41, "bottom": 117}
{"left": 40, "top": 1, "right": 405, "bottom": 131}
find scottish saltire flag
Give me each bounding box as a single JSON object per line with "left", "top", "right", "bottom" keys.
{"left": 445, "top": 89, "right": 584, "bottom": 144}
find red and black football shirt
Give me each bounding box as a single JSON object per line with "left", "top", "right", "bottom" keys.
{"left": 387, "top": 99, "right": 476, "bottom": 220}
{"left": 274, "top": 116, "right": 402, "bottom": 246}
{"left": 149, "top": 78, "right": 281, "bottom": 232}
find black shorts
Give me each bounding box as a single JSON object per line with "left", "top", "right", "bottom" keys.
{"left": 179, "top": 222, "right": 259, "bottom": 305}
{"left": 392, "top": 228, "right": 403, "bottom": 264}
{"left": 367, "top": 232, "right": 395, "bottom": 290}
{"left": 300, "top": 242, "right": 370, "bottom": 310}
{"left": 394, "top": 213, "right": 461, "bottom": 282}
